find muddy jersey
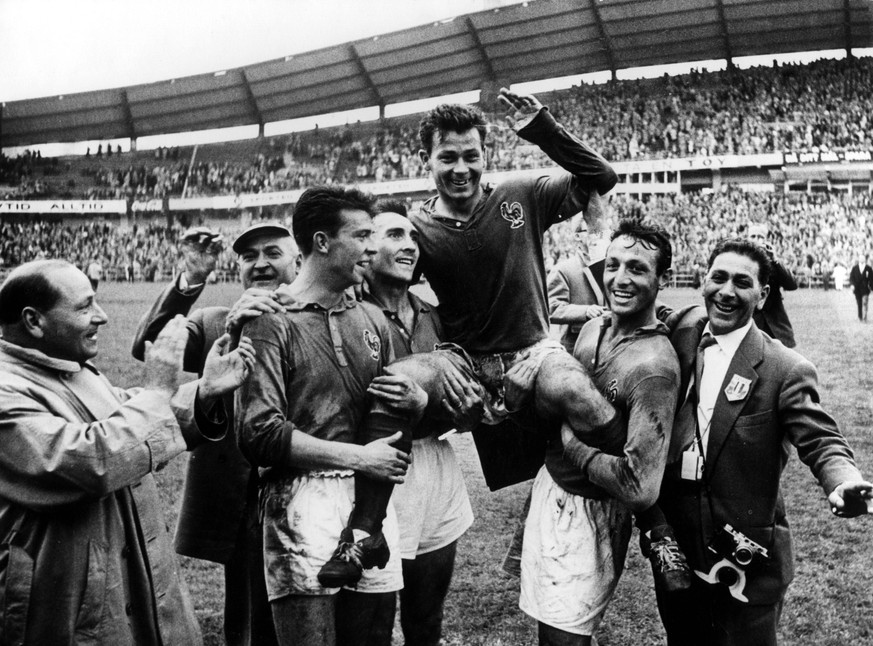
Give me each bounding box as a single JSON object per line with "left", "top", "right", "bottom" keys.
{"left": 411, "top": 107, "right": 616, "bottom": 354}
{"left": 365, "top": 290, "right": 443, "bottom": 357}
{"left": 236, "top": 294, "right": 395, "bottom": 479}
{"left": 545, "top": 315, "right": 679, "bottom": 505}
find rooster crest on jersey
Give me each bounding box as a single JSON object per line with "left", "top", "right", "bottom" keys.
{"left": 500, "top": 201, "right": 525, "bottom": 229}
{"left": 363, "top": 329, "right": 381, "bottom": 361}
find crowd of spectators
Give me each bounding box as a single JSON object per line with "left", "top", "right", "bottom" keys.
{"left": 0, "top": 150, "right": 65, "bottom": 199}
{"left": 0, "top": 220, "right": 199, "bottom": 281}
{"left": 4, "top": 56, "right": 873, "bottom": 287}
{"left": 5, "top": 56, "right": 873, "bottom": 202}
{"left": 542, "top": 188, "right": 873, "bottom": 286}
{"left": 1, "top": 187, "right": 869, "bottom": 288}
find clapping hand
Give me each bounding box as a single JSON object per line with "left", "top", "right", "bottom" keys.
{"left": 199, "top": 334, "right": 256, "bottom": 400}
{"left": 585, "top": 304, "right": 607, "bottom": 321}
{"left": 144, "top": 314, "right": 189, "bottom": 397}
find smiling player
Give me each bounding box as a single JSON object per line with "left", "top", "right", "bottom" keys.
{"left": 521, "top": 220, "right": 680, "bottom": 645}
{"left": 320, "top": 88, "right": 626, "bottom": 590}
{"left": 357, "top": 200, "right": 475, "bottom": 646}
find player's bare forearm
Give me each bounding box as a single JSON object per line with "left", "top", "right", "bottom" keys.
{"left": 586, "top": 376, "right": 676, "bottom": 511}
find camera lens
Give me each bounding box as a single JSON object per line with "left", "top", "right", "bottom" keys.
{"left": 734, "top": 547, "right": 753, "bottom": 566}
{"left": 715, "top": 565, "right": 739, "bottom": 586}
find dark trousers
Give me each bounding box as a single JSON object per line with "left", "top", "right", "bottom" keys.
{"left": 271, "top": 591, "right": 394, "bottom": 646}
{"left": 855, "top": 292, "right": 869, "bottom": 320}
{"left": 224, "top": 500, "right": 278, "bottom": 646}
{"left": 336, "top": 590, "right": 395, "bottom": 646}
{"left": 399, "top": 541, "right": 458, "bottom": 646}
{"left": 656, "top": 575, "right": 784, "bottom": 646}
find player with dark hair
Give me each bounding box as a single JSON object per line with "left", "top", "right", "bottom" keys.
{"left": 355, "top": 198, "right": 477, "bottom": 645}
{"left": 417, "top": 103, "right": 488, "bottom": 162}
{"left": 522, "top": 220, "right": 679, "bottom": 644}
{"left": 747, "top": 223, "right": 797, "bottom": 347}
{"left": 291, "top": 186, "right": 376, "bottom": 255}
{"left": 319, "top": 88, "right": 631, "bottom": 590}
{"left": 237, "top": 185, "right": 426, "bottom": 646}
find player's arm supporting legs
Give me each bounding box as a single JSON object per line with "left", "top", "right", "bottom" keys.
{"left": 350, "top": 352, "right": 458, "bottom": 535}
{"left": 534, "top": 352, "right": 621, "bottom": 444}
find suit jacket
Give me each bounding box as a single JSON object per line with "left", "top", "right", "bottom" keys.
{"left": 547, "top": 254, "right": 605, "bottom": 353}
{"left": 132, "top": 279, "right": 251, "bottom": 564}
{"left": 848, "top": 263, "right": 873, "bottom": 295}
{"left": 753, "top": 260, "right": 797, "bottom": 348}
{"left": 661, "top": 307, "right": 863, "bottom": 604}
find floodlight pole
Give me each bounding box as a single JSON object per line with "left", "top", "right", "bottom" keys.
{"left": 181, "top": 145, "right": 198, "bottom": 199}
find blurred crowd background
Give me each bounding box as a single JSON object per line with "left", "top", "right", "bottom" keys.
{"left": 3, "top": 56, "right": 873, "bottom": 286}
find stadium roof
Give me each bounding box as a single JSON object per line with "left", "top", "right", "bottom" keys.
{"left": 3, "top": 0, "right": 872, "bottom": 148}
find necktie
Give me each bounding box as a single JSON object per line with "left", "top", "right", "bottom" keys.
{"left": 694, "top": 333, "right": 719, "bottom": 456}
{"left": 695, "top": 333, "right": 718, "bottom": 390}
{"left": 673, "top": 333, "right": 718, "bottom": 458}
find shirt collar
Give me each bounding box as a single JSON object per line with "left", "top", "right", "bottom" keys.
{"left": 0, "top": 338, "right": 96, "bottom": 374}
{"left": 703, "top": 319, "right": 753, "bottom": 357}
{"left": 421, "top": 184, "right": 493, "bottom": 220}
{"left": 283, "top": 290, "right": 358, "bottom": 313}
{"left": 599, "top": 312, "right": 670, "bottom": 337}
{"left": 365, "top": 290, "right": 430, "bottom": 315}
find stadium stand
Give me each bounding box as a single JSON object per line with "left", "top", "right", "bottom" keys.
{"left": 2, "top": 186, "right": 869, "bottom": 290}
{"left": 3, "top": 1, "right": 873, "bottom": 291}
{"left": 5, "top": 57, "right": 873, "bottom": 201}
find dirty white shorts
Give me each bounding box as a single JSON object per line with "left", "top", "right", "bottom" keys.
{"left": 519, "top": 466, "right": 632, "bottom": 635}
{"left": 261, "top": 470, "right": 403, "bottom": 599}
{"left": 394, "top": 435, "right": 473, "bottom": 559}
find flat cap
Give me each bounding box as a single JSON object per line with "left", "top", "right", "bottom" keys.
{"left": 232, "top": 223, "right": 292, "bottom": 254}
{"left": 181, "top": 226, "right": 223, "bottom": 248}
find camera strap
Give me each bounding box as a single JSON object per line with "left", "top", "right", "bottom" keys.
{"left": 694, "top": 412, "right": 711, "bottom": 461}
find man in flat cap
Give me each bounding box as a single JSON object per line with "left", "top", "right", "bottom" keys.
{"left": 132, "top": 222, "right": 298, "bottom": 646}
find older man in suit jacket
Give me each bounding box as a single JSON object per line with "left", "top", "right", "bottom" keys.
{"left": 657, "top": 238, "right": 871, "bottom": 646}
{"left": 132, "top": 224, "right": 299, "bottom": 646}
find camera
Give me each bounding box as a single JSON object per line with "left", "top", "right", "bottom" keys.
{"left": 710, "top": 524, "right": 769, "bottom": 568}
{"left": 693, "top": 524, "right": 770, "bottom": 603}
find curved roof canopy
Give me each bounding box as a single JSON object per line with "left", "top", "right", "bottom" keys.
{"left": 3, "top": 0, "right": 872, "bottom": 147}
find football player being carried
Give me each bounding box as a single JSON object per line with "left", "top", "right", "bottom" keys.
{"left": 315, "top": 89, "right": 691, "bottom": 608}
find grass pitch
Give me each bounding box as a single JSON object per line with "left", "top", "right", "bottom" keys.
{"left": 95, "top": 281, "right": 872, "bottom": 645}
